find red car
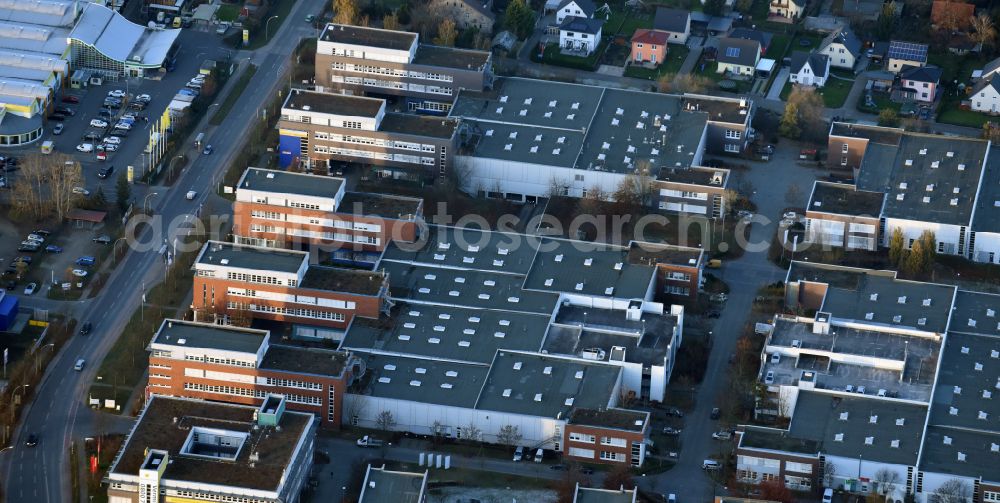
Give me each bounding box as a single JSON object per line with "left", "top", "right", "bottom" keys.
{"left": 61, "top": 95, "right": 80, "bottom": 104}
{"left": 96, "top": 151, "right": 107, "bottom": 161}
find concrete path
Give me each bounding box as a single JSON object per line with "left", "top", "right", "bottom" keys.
{"left": 767, "top": 67, "right": 790, "bottom": 100}
{"left": 677, "top": 46, "right": 703, "bottom": 77}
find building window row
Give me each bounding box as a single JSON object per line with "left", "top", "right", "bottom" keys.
{"left": 265, "top": 376, "right": 323, "bottom": 391}
{"left": 600, "top": 436, "right": 627, "bottom": 447}
{"left": 289, "top": 201, "right": 321, "bottom": 210}
{"left": 666, "top": 271, "right": 691, "bottom": 282}
{"left": 568, "top": 432, "right": 596, "bottom": 443}
{"left": 599, "top": 451, "right": 626, "bottom": 462}
{"left": 150, "top": 374, "right": 171, "bottom": 380}
{"left": 664, "top": 285, "right": 691, "bottom": 296}
{"left": 168, "top": 488, "right": 270, "bottom": 503}
{"left": 251, "top": 210, "right": 284, "bottom": 221}
{"left": 225, "top": 271, "right": 285, "bottom": 286}
{"left": 232, "top": 302, "right": 347, "bottom": 322}
{"left": 184, "top": 354, "right": 256, "bottom": 368}
{"left": 152, "top": 350, "right": 173, "bottom": 358}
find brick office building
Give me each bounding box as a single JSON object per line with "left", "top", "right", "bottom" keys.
{"left": 192, "top": 241, "right": 389, "bottom": 333}
{"left": 563, "top": 408, "right": 651, "bottom": 467}
{"left": 146, "top": 319, "right": 356, "bottom": 429}
{"left": 233, "top": 167, "right": 423, "bottom": 263}
{"left": 277, "top": 89, "right": 459, "bottom": 180}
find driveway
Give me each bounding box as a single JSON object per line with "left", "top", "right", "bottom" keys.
{"left": 767, "top": 67, "right": 790, "bottom": 100}
{"left": 642, "top": 146, "right": 819, "bottom": 499}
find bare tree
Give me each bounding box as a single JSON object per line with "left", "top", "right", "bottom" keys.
{"left": 822, "top": 460, "right": 838, "bottom": 488}
{"left": 496, "top": 424, "right": 523, "bottom": 450}
{"left": 929, "top": 479, "right": 971, "bottom": 503}
{"left": 971, "top": 13, "right": 997, "bottom": 49}
{"left": 10, "top": 154, "right": 81, "bottom": 221}
{"left": 874, "top": 468, "right": 902, "bottom": 502}
{"left": 618, "top": 386, "right": 637, "bottom": 408}
{"left": 431, "top": 420, "right": 446, "bottom": 445}
{"left": 382, "top": 11, "right": 400, "bottom": 30}
{"left": 658, "top": 74, "right": 711, "bottom": 94}
{"left": 332, "top": 0, "right": 357, "bottom": 25}
{"left": 934, "top": 0, "right": 969, "bottom": 31}
{"left": 433, "top": 18, "right": 458, "bottom": 46}
{"left": 227, "top": 304, "right": 253, "bottom": 327}
{"left": 375, "top": 410, "right": 396, "bottom": 433}
{"left": 463, "top": 421, "right": 482, "bottom": 442}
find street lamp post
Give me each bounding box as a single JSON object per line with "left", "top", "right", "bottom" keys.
{"left": 143, "top": 192, "right": 159, "bottom": 214}
{"left": 10, "top": 385, "right": 30, "bottom": 423}
{"left": 265, "top": 16, "right": 280, "bottom": 42}
{"left": 113, "top": 237, "right": 128, "bottom": 266}
{"left": 34, "top": 343, "right": 55, "bottom": 374}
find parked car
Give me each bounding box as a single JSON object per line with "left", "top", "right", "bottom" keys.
{"left": 44, "top": 245, "right": 63, "bottom": 253}
{"left": 47, "top": 113, "right": 65, "bottom": 121}
{"left": 27, "top": 233, "right": 45, "bottom": 242}
{"left": 71, "top": 269, "right": 88, "bottom": 277}
{"left": 92, "top": 235, "right": 111, "bottom": 244}
{"left": 202, "top": 144, "right": 213, "bottom": 155}
{"left": 13, "top": 256, "right": 32, "bottom": 265}
{"left": 103, "top": 136, "right": 121, "bottom": 145}
{"left": 114, "top": 122, "right": 132, "bottom": 131}
{"left": 186, "top": 190, "right": 197, "bottom": 200}
{"left": 98, "top": 109, "right": 113, "bottom": 118}
{"left": 17, "top": 243, "right": 39, "bottom": 252}
{"left": 97, "top": 165, "right": 114, "bottom": 178}
{"left": 52, "top": 123, "right": 64, "bottom": 135}
{"left": 710, "top": 408, "right": 721, "bottom": 420}
{"left": 83, "top": 132, "right": 102, "bottom": 141}
{"left": 55, "top": 107, "right": 75, "bottom": 116}
{"left": 665, "top": 407, "right": 684, "bottom": 418}
{"left": 712, "top": 430, "right": 733, "bottom": 440}
{"left": 75, "top": 256, "right": 96, "bottom": 267}
{"left": 107, "top": 89, "right": 126, "bottom": 98}
{"left": 23, "top": 283, "right": 37, "bottom": 295}
{"left": 96, "top": 151, "right": 107, "bottom": 161}
{"left": 103, "top": 144, "right": 120, "bottom": 152}
{"left": 89, "top": 119, "right": 109, "bottom": 128}
{"left": 61, "top": 95, "right": 80, "bottom": 103}
{"left": 663, "top": 427, "right": 682, "bottom": 435}
{"left": 136, "top": 94, "right": 152, "bottom": 103}
{"left": 72, "top": 186, "right": 90, "bottom": 196}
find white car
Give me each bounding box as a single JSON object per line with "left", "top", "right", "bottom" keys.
{"left": 122, "top": 113, "right": 137, "bottom": 121}
{"left": 71, "top": 269, "right": 89, "bottom": 277}
{"left": 72, "top": 186, "right": 90, "bottom": 195}
{"left": 136, "top": 94, "right": 152, "bottom": 102}
{"left": 89, "top": 119, "right": 109, "bottom": 128}
{"left": 103, "top": 136, "right": 122, "bottom": 145}
{"left": 107, "top": 89, "right": 126, "bottom": 98}
{"left": 76, "top": 143, "right": 94, "bottom": 153}
{"left": 103, "top": 144, "right": 120, "bottom": 152}
{"left": 186, "top": 190, "right": 197, "bottom": 200}
{"left": 23, "top": 283, "right": 37, "bottom": 295}
{"left": 115, "top": 122, "right": 132, "bottom": 130}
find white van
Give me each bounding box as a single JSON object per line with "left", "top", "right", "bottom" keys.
{"left": 534, "top": 448, "right": 544, "bottom": 463}
{"left": 822, "top": 488, "right": 834, "bottom": 503}
{"left": 74, "top": 358, "right": 86, "bottom": 371}
{"left": 513, "top": 446, "right": 524, "bottom": 462}
{"left": 702, "top": 459, "right": 721, "bottom": 470}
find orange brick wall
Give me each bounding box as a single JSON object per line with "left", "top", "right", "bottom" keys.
{"left": 563, "top": 424, "right": 646, "bottom": 466}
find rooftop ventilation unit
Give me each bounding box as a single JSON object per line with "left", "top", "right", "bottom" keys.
{"left": 502, "top": 388, "right": 512, "bottom": 397}
{"left": 543, "top": 366, "right": 552, "bottom": 375}
{"left": 500, "top": 95, "right": 508, "bottom": 103}
{"left": 947, "top": 151, "right": 954, "bottom": 157}
{"left": 839, "top": 412, "right": 849, "bottom": 420}
{"left": 922, "top": 298, "right": 932, "bottom": 306}
{"left": 611, "top": 118, "right": 620, "bottom": 126}
{"left": 513, "top": 361, "right": 522, "bottom": 370}
{"left": 893, "top": 315, "right": 902, "bottom": 323}
{"left": 865, "top": 437, "right": 874, "bottom": 445}
{"left": 440, "top": 383, "right": 453, "bottom": 389}
{"left": 944, "top": 435, "right": 953, "bottom": 444}
{"left": 378, "top": 377, "right": 391, "bottom": 383}
{"left": 896, "top": 418, "right": 905, "bottom": 426}
{"left": 584, "top": 258, "right": 593, "bottom": 266}
{"left": 931, "top": 161, "right": 940, "bottom": 168}
{"left": 926, "top": 184, "right": 934, "bottom": 192}
{"left": 870, "top": 293, "right": 879, "bottom": 301}
{"left": 496, "top": 107, "right": 503, "bottom": 114}
{"left": 567, "top": 113, "right": 575, "bottom": 120}
{"left": 919, "top": 148, "right": 927, "bottom": 155}
{"left": 922, "top": 196, "right": 930, "bottom": 203}
{"left": 954, "top": 386, "right": 962, "bottom": 394}
{"left": 565, "top": 398, "right": 574, "bottom": 406}
{"left": 865, "top": 312, "right": 874, "bottom": 320}
{"left": 575, "top": 282, "right": 584, "bottom": 291}
{"left": 891, "top": 439, "right": 900, "bottom": 448}
{"left": 519, "top": 109, "right": 527, "bottom": 116}
{"left": 555, "top": 254, "right": 564, "bottom": 262}
{"left": 834, "top": 433, "right": 844, "bottom": 442}
{"left": 544, "top": 278, "right": 554, "bottom": 286}
{"left": 509, "top": 131, "right": 517, "bottom": 139}
{"left": 535, "top": 134, "right": 543, "bottom": 142}
{"left": 552, "top": 148, "right": 561, "bottom": 155}
{"left": 614, "top": 262, "right": 623, "bottom": 270}
{"left": 899, "top": 182, "right": 908, "bottom": 189}
{"left": 504, "top": 144, "right": 512, "bottom": 151}
{"left": 572, "top": 102, "right": 580, "bottom": 109}
{"left": 918, "top": 317, "right": 927, "bottom": 325}
{"left": 530, "top": 146, "right": 538, "bottom": 153}
{"left": 905, "top": 159, "right": 913, "bottom": 166}
{"left": 549, "top": 100, "right": 557, "bottom": 107}
{"left": 958, "top": 163, "right": 966, "bottom": 171}
{"left": 615, "top": 108, "right": 624, "bottom": 115}
{"left": 524, "top": 98, "right": 532, "bottom": 105}
{"left": 954, "top": 187, "right": 961, "bottom": 194}
{"left": 534, "top": 393, "right": 543, "bottom": 402}
{"left": 951, "top": 198, "right": 959, "bottom": 206}
{"left": 898, "top": 296, "right": 907, "bottom": 304}
{"left": 544, "top": 111, "right": 552, "bottom": 118}
{"left": 870, "top": 415, "right": 878, "bottom": 424}
{"left": 962, "top": 346, "right": 971, "bottom": 353}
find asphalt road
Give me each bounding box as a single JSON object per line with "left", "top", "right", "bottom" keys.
{"left": 1, "top": 2, "right": 326, "bottom": 501}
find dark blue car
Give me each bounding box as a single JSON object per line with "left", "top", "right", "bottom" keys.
{"left": 44, "top": 245, "right": 63, "bottom": 253}
{"left": 75, "top": 256, "right": 96, "bottom": 267}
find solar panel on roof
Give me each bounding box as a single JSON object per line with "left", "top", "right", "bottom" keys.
{"left": 725, "top": 46, "right": 740, "bottom": 58}
{"left": 888, "top": 41, "right": 927, "bottom": 62}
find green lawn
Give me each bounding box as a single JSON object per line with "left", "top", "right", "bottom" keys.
{"left": 781, "top": 77, "right": 853, "bottom": 108}
{"left": 937, "top": 103, "right": 991, "bottom": 128}
{"left": 789, "top": 33, "right": 822, "bottom": 53}
{"left": 750, "top": 0, "right": 770, "bottom": 20}
{"left": 857, "top": 92, "right": 901, "bottom": 114}
{"left": 604, "top": 11, "right": 653, "bottom": 37}
{"left": 623, "top": 45, "right": 689, "bottom": 80}
{"left": 531, "top": 42, "right": 606, "bottom": 71}
{"left": 769, "top": 34, "right": 791, "bottom": 59}
{"left": 216, "top": 4, "right": 240, "bottom": 22}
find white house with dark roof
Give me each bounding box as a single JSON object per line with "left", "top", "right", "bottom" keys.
{"left": 559, "top": 16, "right": 604, "bottom": 54}
{"left": 769, "top": 0, "right": 806, "bottom": 19}
{"left": 717, "top": 38, "right": 760, "bottom": 76}
{"left": 971, "top": 73, "right": 1000, "bottom": 114}
{"left": 789, "top": 52, "right": 829, "bottom": 87}
{"left": 818, "top": 28, "right": 862, "bottom": 70}
{"left": 652, "top": 7, "right": 690, "bottom": 45}
{"left": 886, "top": 40, "right": 928, "bottom": 73}
{"left": 555, "top": 0, "right": 596, "bottom": 23}
{"left": 899, "top": 65, "right": 942, "bottom": 103}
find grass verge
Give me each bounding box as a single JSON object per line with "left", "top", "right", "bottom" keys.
{"left": 210, "top": 64, "right": 258, "bottom": 126}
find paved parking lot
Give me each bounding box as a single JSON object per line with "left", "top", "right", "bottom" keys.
{"left": 1, "top": 28, "right": 230, "bottom": 202}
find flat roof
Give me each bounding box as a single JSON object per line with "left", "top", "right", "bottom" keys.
{"left": 260, "top": 345, "right": 348, "bottom": 377}
{"left": 380, "top": 113, "right": 458, "bottom": 139}
{"left": 972, "top": 145, "right": 1000, "bottom": 233}
{"left": 829, "top": 121, "right": 903, "bottom": 145}
{"left": 321, "top": 23, "right": 416, "bottom": 51}
{"left": 450, "top": 78, "right": 747, "bottom": 173}
{"left": 626, "top": 241, "right": 703, "bottom": 268}
{"left": 920, "top": 426, "right": 1000, "bottom": 483}
{"left": 342, "top": 302, "right": 550, "bottom": 364}
{"left": 300, "top": 266, "right": 385, "bottom": 296}
{"left": 856, "top": 133, "right": 988, "bottom": 226}
{"left": 656, "top": 165, "right": 729, "bottom": 188}
{"left": 807, "top": 181, "right": 884, "bottom": 217}
{"left": 381, "top": 225, "right": 539, "bottom": 275}
{"left": 283, "top": 88, "right": 384, "bottom": 118}
{"left": 109, "top": 397, "right": 312, "bottom": 491}
{"left": 379, "top": 261, "right": 560, "bottom": 315}
{"left": 412, "top": 44, "right": 490, "bottom": 71}
{"left": 950, "top": 290, "right": 1000, "bottom": 337}
{"left": 360, "top": 465, "right": 427, "bottom": 503}
{"left": 476, "top": 351, "right": 622, "bottom": 418}
{"left": 239, "top": 167, "right": 344, "bottom": 199}
{"left": 787, "top": 262, "right": 956, "bottom": 333}
{"left": 739, "top": 425, "right": 819, "bottom": 455}
{"left": 151, "top": 320, "right": 267, "bottom": 355}
{"left": 352, "top": 352, "right": 488, "bottom": 408}
{"left": 197, "top": 242, "right": 307, "bottom": 274}
{"left": 339, "top": 191, "right": 422, "bottom": 220}
{"left": 568, "top": 407, "right": 648, "bottom": 432}
{"left": 926, "top": 331, "right": 1000, "bottom": 436}
{"left": 575, "top": 486, "right": 638, "bottom": 503}
{"left": 523, "top": 239, "right": 655, "bottom": 299}
{"left": 546, "top": 305, "right": 680, "bottom": 367}
{"left": 787, "top": 390, "right": 928, "bottom": 466}
{"left": 70, "top": 3, "right": 179, "bottom": 67}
